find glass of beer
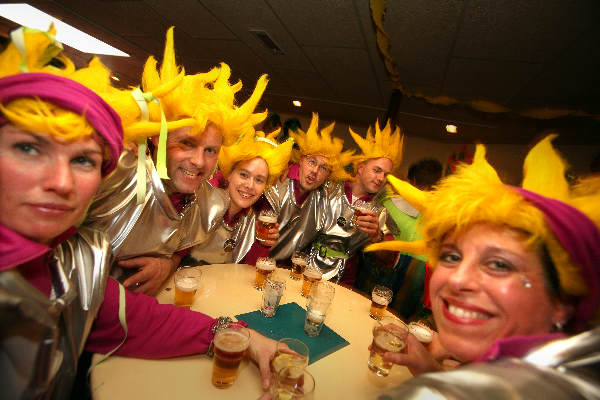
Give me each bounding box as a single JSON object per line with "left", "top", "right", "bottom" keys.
{"left": 211, "top": 325, "right": 250, "bottom": 388}
{"left": 369, "top": 285, "right": 393, "bottom": 320}
{"left": 271, "top": 366, "right": 315, "bottom": 399}
{"left": 271, "top": 338, "right": 309, "bottom": 373}
{"left": 352, "top": 200, "right": 372, "bottom": 227}
{"left": 408, "top": 321, "right": 434, "bottom": 347}
{"left": 256, "top": 209, "right": 278, "bottom": 245}
{"left": 301, "top": 266, "right": 322, "bottom": 297}
{"left": 174, "top": 267, "right": 202, "bottom": 308}
{"left": 254, "top": 257, "right": 276, "bottom": 290}
{"left": 290, "top": 251, "right": 308, "bottom": 280}
{"left": 261, "top": 275, "right": 286, "bottom": 317}
{"left": 368, "top": 316, "right": 408, "bottom": 377}
{"left": 304, "top": 281, "right": 335, "bottom": 337}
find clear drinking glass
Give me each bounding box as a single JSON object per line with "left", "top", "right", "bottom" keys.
{"left": 271, "top": 366, "right": 315, "bottom": 399}
{"left": 369, "top": 285, "right": 393, "bottom": 320}
{"left": 261, "top": 275, "right": 286, "bottom": 317}
{"left": 271, "top": 338, "right": 309, "bottom": 373}
{"left": 173, "top": 267, "right": 202, "bottom": 308}
{"left": 367, "top": 316, "right": 408, "bottom": 377}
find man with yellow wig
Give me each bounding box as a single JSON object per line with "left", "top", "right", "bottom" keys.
{"left": 307, "top": 120, "right": 402, "bottom": 283}
{"left": 83, "top": 28, "right": 269, "bottom": 294}
{"left": 264, "top": 113, "right": 356, "bottom": 263}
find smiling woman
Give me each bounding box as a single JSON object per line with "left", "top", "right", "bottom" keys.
{"left": 365, "top": 134, "right": 600, "bottom": 377}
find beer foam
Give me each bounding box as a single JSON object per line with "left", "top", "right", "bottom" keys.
{"left": 175, "top": 277, "right": 198, "bottom": 292}
{"left": 214, "top": 330, "right": 249, "bottom": 352}
{"left": 291, "top": 257, "right": 307, "bottom": 266}
{"left": 374, "top": 330, "right": 405, "bottom": 352}
{"left": 408, "top": 323, "right": 433, "bottom": 343}
{"left": 256, "top": 258, "right": 276, "bottom": 270}
{"left": 372, "top": 294, "right": 389, "bottom": 305}
{"left": 303, "top": 269, "right": 322, "bottom": 279}
{"left": 259, "top": 215, "right": 277, "bottom": 224}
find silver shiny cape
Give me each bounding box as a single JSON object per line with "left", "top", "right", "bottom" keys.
{"left": 308, "top": 182, "right": 387, "bottom": 281}
{"left": 265, "top": 178, "right": 327, "bottom": 262}
{"left": 0, "top": 227, "right": 111, "bottom": 399}
{"left": 83, "top": 151, "right": 228, "bottom": 277}
{"left": 380, "top": 328, "right": 600, "bottom": 399}
{"left": 190, "top": 188, "right": 257, "bottom": 265}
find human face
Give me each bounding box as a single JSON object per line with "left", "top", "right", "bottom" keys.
{"left": 356, "top": 157, "right": 393, "bottom": 194}
{"left": 159, "top": 123, "right": 223, "bottom": 194}
{"left": 0, "top": 124, "right": 103, "bottom": 244}
{"left": 430, "top": 223, "right": 568, "bottom": 362}
{"left": 227, "top": 157, "right": 268, "bottom": 216}
{"left": 298, "top": 155, "right": 331, "bottom": 193}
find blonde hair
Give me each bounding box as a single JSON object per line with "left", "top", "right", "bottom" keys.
{"left": 349, "top": 119, "right": 404, "bottom": 170}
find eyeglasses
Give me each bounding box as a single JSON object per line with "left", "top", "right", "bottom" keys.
{"left": 303, "top": 156, "right": 331, "bottom": 175}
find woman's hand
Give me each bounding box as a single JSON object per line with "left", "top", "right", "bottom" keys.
{"left": 246, "top": 329, "right": 279, "bottom": 389}
{"left": 382, "top": 334, "right": 444, "bottom": 376}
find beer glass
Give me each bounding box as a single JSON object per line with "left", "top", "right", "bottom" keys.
{"left": 301, "top": 266, "right": 322, "bottom": 297}
{"left": 369, "top": 285, "right": 393, "bottom": 320}
{"left": 174, "top": 267, "right": 202, "bottom": 308}
{"left": 211, "top": 325, "right": 250, "bottom": 388}
{"left": 271, "top": 366, "right": 315, "bottom": 399}
{"left": 304, "top": 281, "right": 335, "bottom": 337}
{"left": 352, "top": 200, "right": 372, "bottom": 227}
{"left": 256, "top": 209, "right": 278, "bottom": 245}
{"left": 271, "top": 338, "right": 309, "bottom": 373}
{"left": 368, "top": 316, "right": 408, "bottom": 377}
{"left": 290, "top": 251, "right": 308, "bottom": 280}
{"left": 261, "top": 275, "right": 286, "bottom": 317}
{"left": 408, "top": 321, "right": 434, "bottom": 347}
{"left": 254, "top": 257, "right": 276, "bottom": 290}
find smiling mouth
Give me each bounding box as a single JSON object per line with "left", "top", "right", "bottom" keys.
{"left": 238, "top": 190, "right": 255, "bottom": 199}
{"left": 180, "top": 168, "right": 201, "bottom": 178}
{"left": 445, "top": 301, "right": 491, "bottom": 320}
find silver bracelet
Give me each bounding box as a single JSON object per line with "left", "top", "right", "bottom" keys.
{"left": 207, "top": 316, "right": 233, "bottom": 357}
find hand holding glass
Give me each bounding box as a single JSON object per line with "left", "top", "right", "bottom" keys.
{"left": 211, "top": 326, "right": 250, "bottom": 388}
{"left": 271, "top": 338, "right": 309, "bottom": 373}
{"left": 256, "top": 209, "right": 278, "bottom": 245}
{"left": 271, "top": 366, "right": 315, "bottom": 399}
{"left": 368, "top": 317, "right": 408, "bottom": 377}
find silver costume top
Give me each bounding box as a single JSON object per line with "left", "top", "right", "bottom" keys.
{"left": 83, "top": 150, "right": 228, "bottom": 277}
{"left": 378, "top": 328, "right": 600, "bottom": 400}
{"left": 0, "top": 227, "right": 111, "bottom": 399}
{"left": 265, "top": 177, "right": 328, "bottom": 262}
{"left": 190, "top": 189, "right": 257, "bottom": 265}
{"left": 308, "top": 182, "right": 387, "bottom": 281}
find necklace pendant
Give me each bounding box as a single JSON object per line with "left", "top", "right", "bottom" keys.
{"left": 223, "top": 238, "right": 235, "bottom": 252}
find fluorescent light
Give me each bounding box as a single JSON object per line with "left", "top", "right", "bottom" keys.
{"left": 0, "top": 3, "right": 129, "bottom": 57}
{"left": 446, "top": 124, "right": 457, "bottom": 134}
{"left": 292, "top": 100, "right": 302, "bottom": 107}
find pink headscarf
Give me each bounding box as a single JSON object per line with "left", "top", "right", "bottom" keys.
{"left": 0, "top": 73, "right": 123, "bottom": 176}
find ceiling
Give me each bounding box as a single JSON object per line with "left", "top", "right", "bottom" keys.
{"left": 1, "top": 0, "right": 599, "bottom": 145}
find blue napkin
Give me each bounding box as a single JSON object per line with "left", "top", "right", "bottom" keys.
{"left": 235, "top": 302, "right": 349, "bottom": 365}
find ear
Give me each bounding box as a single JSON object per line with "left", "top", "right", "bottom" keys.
{"left": 356, "top": 161, "right": 366, "bottom": 175}
{"left": 551, "top": 300, "right": 575, "bottom": 330}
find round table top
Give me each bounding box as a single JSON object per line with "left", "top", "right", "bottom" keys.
{"left": 91, "top": 263, "right": 412, "bottom": 399}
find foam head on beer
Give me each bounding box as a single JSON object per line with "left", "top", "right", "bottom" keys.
{"left": 408, "top": 322, "right": 434, "bottom": 343}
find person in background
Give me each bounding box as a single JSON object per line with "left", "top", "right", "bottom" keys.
{"left": 365, "top": 135, "right": 599, "bottom": 378}
{"left": 307, "top": 120, "right": 402, "bottom": 284}
{"left": 83, "top": 27, "right": 269, "bottom": 295}
{"left": 264, "top": 112, "right": 355, "bottom": 264}
{"left": 408, "top": 158, "right": 443, "bottom": 191}
{"left": 188, "top": 130, "right": 293, "bottom": 264}
{"left": 0, "top": 27, "right": 279, "bottom": 399}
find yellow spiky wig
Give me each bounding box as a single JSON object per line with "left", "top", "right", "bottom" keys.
{"left": 349, "top": 119, "right": 404, "bottom": 170}
{"left": 141, "top": 27, "right": 269, "bottom": 146}
{"left": 366, "top": 135, "right": 600, "bottom": 316}
{"left": 218, "top": 128, "right": 294, "bottom": 187}
{"left": 289, "top": 113, "right": 356, "bottom": 182}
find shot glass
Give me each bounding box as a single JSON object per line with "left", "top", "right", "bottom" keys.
{"left": 408, "top": 321, "right": 434, "bottom": 347}
{"left": 256, "top": 209, "right": 278, "bottom": 245}
{"left": 304, "top": 281, "right": 335, "bottom": 337}
{"left": 254, "top": 257, "right": 276, "bottom": 290}
{"left": 211, "top": 325, "right": 250, "bottom": 388}
{"left": 174, "top": 267, "right": 202, "bottom": 308}
{"left": 367, "top": 316, "right": 408, "bottom": 377}
{"left": 301, "top": 266, "right": 322, "bottom": 297}
{"left": 369, "top": 285, "right": 393, "bottom": 320}
{"left": 261, "top": 275, "right": 286, "bottom": 317}
{"left": 271, "top": 366, "right": 316, "bottom": 399}
{"left": 271, "top": 338, "right": 309, "bottom": 373}
{"left": 290, "top": 251, "right": 308, "bottom": 280}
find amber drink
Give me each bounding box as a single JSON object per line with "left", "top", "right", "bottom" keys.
{"left": 290, "top": 252, "right": 308, "bottom": 280}
{"left": 212, "top": 327, "right": 250, "bottom": 388}
{"left": 254, "top": 257, "right": 276, "bottom": 290}
{"left": 369, "top": 285, "right": 393, "bottom": 320}
{"left": 256, "top": 210, "right": 278, "bottom": 245}
{"left": 301, "top": 267, "right": 322, "bottom": 297}
{"left": 368, "top": 317, "right": 408, "bottom": 377}
{"left": 174, "top": 268, "right": 201, "bottom": 308}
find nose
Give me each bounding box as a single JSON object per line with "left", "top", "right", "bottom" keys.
{"left": 446, "top": 258, "right": 481, "bottom": 293}
{"left": 189, "top": 147, "right": 206, "bottom": 170}
{"left": 43, "top": 157, "right": 75, "bottom": 197}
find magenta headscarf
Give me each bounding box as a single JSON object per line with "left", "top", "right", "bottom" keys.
{"left": 517, "top": 187, "right": 600, "bottom": 332}
{"left": 0, "top": 73, "right": 123, "bottom": 176}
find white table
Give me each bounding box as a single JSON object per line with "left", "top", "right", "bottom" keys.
{"left": 90, "top": 263, "right": 411, "bottom": 399}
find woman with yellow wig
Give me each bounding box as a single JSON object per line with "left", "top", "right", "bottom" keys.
{"left": 189, "top": 130, "right": 294, "bottom": 264}
{"left": 0, "top": 26, "right": 284, "bottom": 398}
{"left": 365, "top": 135, "right": 600, "bottom": 383}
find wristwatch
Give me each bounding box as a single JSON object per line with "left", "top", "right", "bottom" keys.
{"left": 207, "top": 316, "right": 233, "bottom": 357}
